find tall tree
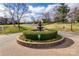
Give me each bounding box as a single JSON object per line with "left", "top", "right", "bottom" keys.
{"left": 42, "top": 12, "right": 51, "bottom": 23}
{"left": 73, "top": 7, "right": 79, "bottom": 22}
{"left": 67, "top": 12, "right": 74, "bottom": 31}
{"left": 67, "top": 7, "right": 79, "bottom": 31}
{"left": 56, "top": 3, "right": 70, "bottom": 23}
{"left": 3, "top": 3, "right": 28, "bottom": 30}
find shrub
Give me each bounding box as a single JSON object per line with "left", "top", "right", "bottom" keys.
{"left": 23, "top": 30, "right": 57, "bottom": 41}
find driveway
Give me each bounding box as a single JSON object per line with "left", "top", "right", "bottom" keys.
{"left": 0, "top": 32, "right": 79, "bottom": 56}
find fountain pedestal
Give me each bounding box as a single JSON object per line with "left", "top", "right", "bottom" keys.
{"left": 37, "top": 21, "right": 44, "bottom": 31}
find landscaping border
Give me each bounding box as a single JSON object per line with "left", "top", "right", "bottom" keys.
{"left": 17, "top": 35, "right": 65, "bottom": 48}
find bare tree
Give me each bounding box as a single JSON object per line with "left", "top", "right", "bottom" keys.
{"left": 73, "top": 7, "right": 79, "bottom": 22}
{"left": 4, "top": 3, "right": 16, "bottom": 26}
{"left": 67, "top": 11, "right": 75, "bottom": 31}
{"left": 67, "top": 7, "right": 79, "bottom": 31}
{"left": 3, "top": 3, "right": 28, "bottom": 30}
{"left": 42, "top": 12, "right": 49, "bottom": 23}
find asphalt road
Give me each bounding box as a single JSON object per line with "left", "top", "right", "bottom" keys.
{"left": 0, "top": 32, "right": 79, "bottom": 56}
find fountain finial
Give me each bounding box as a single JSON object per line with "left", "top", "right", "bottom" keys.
{"left": 37, "top": 19, "right": 43, "bottom": 31}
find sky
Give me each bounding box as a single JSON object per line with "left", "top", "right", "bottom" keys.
{"left": 0, "top": 3, "right": 59, "bottom": 22}
{"left": 0, "top": 3, "right": 79, "bottom": 22}
{"left": 23, "top": 3, "right": 60, "bottom": 22}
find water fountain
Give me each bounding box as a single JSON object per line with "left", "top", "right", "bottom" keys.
{"left": 17, "top": 18, "right": 64, "bottom": 48}
{"left": 36, "top": 18, "right": 44, "bottom": 31}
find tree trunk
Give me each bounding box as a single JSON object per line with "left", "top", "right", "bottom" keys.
{"left": 71, "top": 20, "right": 73, "bottom": 31}
{"left": 18, "top": 20, "right": 20, "bottom": 30}
{"left": 11, "top": 18, "right": 16, "bottom": 27}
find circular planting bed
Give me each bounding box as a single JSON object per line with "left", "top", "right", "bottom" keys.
{"left": 17, "top": 30, "right": 65, "bottom": 48}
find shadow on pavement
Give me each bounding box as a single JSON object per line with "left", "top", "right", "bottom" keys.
{"left": 52, "top": 38, "right": 74, "bottom": 49}
{"left": 27, "top": 38, "right": 74, "bottom": 49}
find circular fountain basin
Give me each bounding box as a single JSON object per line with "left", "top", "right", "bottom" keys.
{"left": 17, "top": 35, "right": 65, "bottom": 48}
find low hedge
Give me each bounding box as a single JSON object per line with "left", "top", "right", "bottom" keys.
{"left": 23, "top": 30, "right": 58, "bottom": 41}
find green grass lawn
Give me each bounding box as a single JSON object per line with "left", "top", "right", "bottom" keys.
{"left": 0, "top": 24, "right": 34, "bottom": 34}
{"left": 44, "top": 23, "right": 79, "bottom": 32}
{"left": 0, "top": 22, "right": 79, "bottom": 34}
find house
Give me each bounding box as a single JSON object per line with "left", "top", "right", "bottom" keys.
{"left": 0, "top": 17, "right": 12, "bottom": 24}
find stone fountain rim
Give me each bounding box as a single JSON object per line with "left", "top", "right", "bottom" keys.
{"left": 17, "top": 35, "right": 65, "bottom": 47}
